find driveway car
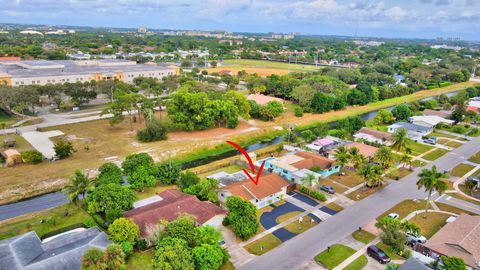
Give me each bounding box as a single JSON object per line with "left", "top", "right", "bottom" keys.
{"left": 319, "top": 185, "right": 335, "bottom": 194}
{"left": 405, "top": 233, "right": 427, "bottom": 245}
{"left": 387, "top": 213, "right": 399, "bottom": 219}
{"left": 423, "top": 137, "right": 437, "bottom": 145}
{"left": 367, "top": 245, "right": 391, "bottom": 264}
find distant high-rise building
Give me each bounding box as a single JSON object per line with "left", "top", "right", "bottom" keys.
{"left": 138, "top": 26, "right": 147, "bottom": 34}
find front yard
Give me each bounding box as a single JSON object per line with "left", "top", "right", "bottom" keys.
{"left": 406, "top": 140, "right": 435, "bottom": 156}
{"left": 244, "top": 233, "right": 282, "bottom": 255}
{"left": 352, "top": 229, "right": 376, "bottom": 244}
{"left": 410, "top": 212, "right": 450, "bottom": 239}
{"left": 450, "top": 163, "right": 475, "bottom": 177}
{"left": 422, "top": 148, "right": 449, "bottom": 161}
{"left": 343, "top": 255, "right": 368, "bottom": 270}
{"left": 314, "top": 244, "right": 356, "bottom": 269}
{"left": 346, "top": 185, "right": 384, "bottom": 201}
{"left": 329, "top": 171, "right": 364, "bottom": 188}
{"left": 283, "top": 215, "right": 318, "bottom": 234}
{"left": 468, "top": 152, "right": 480, "bottom": 164}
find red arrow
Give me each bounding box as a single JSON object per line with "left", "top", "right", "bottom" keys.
{"left": 227, "top": 140, "right": 264, "bottom": 186}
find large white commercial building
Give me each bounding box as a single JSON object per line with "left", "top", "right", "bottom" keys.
{"left": 0, "top": 60, "right": 178, "bottom": 87}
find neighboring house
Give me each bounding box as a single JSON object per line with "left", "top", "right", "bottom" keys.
{"left": 306, "top": 137, "right": 336, "bottom": 152}
{"left": 327, "top": 142, "right": 379, "bottom": 160}
{"left": 387, "top": 122, "right": 433, "bottom": 140}
{"left": 398, "top": 257, "right": 431, "bottom": 270}
{"left": 206, "top": 170, "right": 248, "bottom": 187}
{"left": 0, "top": 227, "right": 111, "bottom": 270}
{"left": 353, "top": 127, "right": 393, "bottom": 146}
{"left": 409, "top": 115, "right": 454, "bottom": 128}
{"left": 416, "top": 214, "right": 480, "bottom": 269}
{"left": 247, "top": 93, "right": 284, "bottom": 105}
{"left": 263, "top": 151, "right": 340, "bottom": 182}
{"left": 218, "top": 173, "right": 290, "bottom": 209}
{"left": 2, "top": 149, "right": 22, "bottom": 167}
{"left": 124, "top": 189, "right": 227, "bottom": 238}
{"left": 423, "top": 109, "right": 452, "bottom": 119}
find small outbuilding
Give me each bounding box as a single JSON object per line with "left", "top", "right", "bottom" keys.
{"left": 2, "top": 149, "right": 21, "bottom": 167}
{"left": 3, "top": 137, "right": 15, "bottom": 148}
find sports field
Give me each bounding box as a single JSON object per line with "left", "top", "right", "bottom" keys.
{"left": 206, "top": 59, "right": 322, "bottom": 76}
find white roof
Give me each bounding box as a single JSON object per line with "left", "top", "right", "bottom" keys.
{"left": 468, "top": 100, "right": 480, "bottom": 108}
{"left": 133, "top": 195, "right": 163, "bottom": 208}
{"left": 409, "top": 115, "right": 454, "bottom": 126}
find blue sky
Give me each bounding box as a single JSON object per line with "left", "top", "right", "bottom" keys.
{"left": 1, "top": 0, "right": 479, "bottom": 40}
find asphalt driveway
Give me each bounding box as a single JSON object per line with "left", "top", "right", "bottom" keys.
{"left": 287, "top": 191, "right": 319, "bottom": 207}
{"left": 260, "top": 201, "right": 305, "bottom": 230}
{"left": 319, "top": 206, "right": 339, "bottom": 215}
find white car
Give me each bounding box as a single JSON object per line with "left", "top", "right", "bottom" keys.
{"left": 406, "top": 233, "right": 427, "bottom": 244}
{"left": 387, "top": 213, "right": 400, "bottom": 219}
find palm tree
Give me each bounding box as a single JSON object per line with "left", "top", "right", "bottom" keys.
{"left": 400, "top": 153, "right": 413, "bottom": 170}
{"left": 391, "top": 128, "right": 409, "bottom": 152}
{"left": 334, "top": 145, "right": 349, "bottom": 171}
{"left": 64, "top": 170, "right": 92, "bottom": 204}
{"left": 348, "top": 147, "right": 365, "bottom": 169}
{"left": 374, "top": 146, "right": 394, "bottom": 169}
{"left": 358, "top": 162, "right": 384, "bottom": 188}
{"left": 301, "top": 173, "right": 317, "bottom": 188}
{"left": 416, "top": 165, "right": 448, "bottom": 218}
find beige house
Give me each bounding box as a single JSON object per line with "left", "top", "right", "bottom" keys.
{"left": 2, "top": 149, "right": 21, "bottom": 167}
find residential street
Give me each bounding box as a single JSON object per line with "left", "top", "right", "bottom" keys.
{"left": 0, "top": 191, "right": 68, "bottom": 221}
{"left": 239, "top": 136, "right": 480, "bottom": 270}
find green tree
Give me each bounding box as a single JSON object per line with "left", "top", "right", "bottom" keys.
{"left": 21, "top": 150, "right": 43, "bottom": 164}
{"left": 152, "top": 237, "right": 194, "bottom": 270}
{"left": 178, "top": 171, "right": 200, "bottom": 191}
{"left": 87, "top": 183, "right": 136, "bottom": 223}
{"left": 81, "top": 248, "right": 106, "bottom": 270}
{"left": 417, "top": 165, "right": 448, "bottom": 218}
{"left": 164, "top": 215, "right": 198, "bottom": 247}
{"left": 348, "top": 147, "right": 365, "bottom": 169}
{"left": 373, "top": 109, "right": 394, "bottom": 125}
{"left": 392, "top": 104, "right": 413, "bottom": 121}
{"left": 121, "top": 153, "right": 154, "bottom": 177}
{"left": 184, "top": 178, "right": 220, "bottom": 203}
{"left": 54, "top": 140, "right": 75, "bottom": 159}
{"left": 104, "top": 244, "right": 126, "bottom": 270}
{"left": 192, "top": 244, "right": 226, "bottom": 270}
{"left": 376, "top": 217, "right": 419, "bottom": 253}
{"left": 195, "top": 225, "right": 222, "bottom": 246}
{"left": 440, "top": 256, "right": 467, "bottom": 270}
{"left": 129, "top": 166, "right": 157, "bottom": 190}
{"left": 156, "top": 161, "right": 181, "bottom": 184}
{"left": 137, "top": 119, "right": 168, "bottom": 142}
{"left": 64, "top": 170, "right": 92, "bottom": 204}
{"left": 374, "top": 146, "right": 394, "bottom": 169}
{"left": 400, "top": 153, "right": 413, "bottom": 170}
{"left": 107, "top": 217, "right": 140, "bottom": 245}
{"left": 224, "top": 196, "right": 258, "bottom": 240}
{"left": 334, "top": 145, "right": 349, "bottom": 171}
{"left": 301, "top": 173, "right": 317, "bottom": 188}
{"left": 358, "top": 162, "right": 384, "bottom": 188}
{"left": 97, "top": 162, "right": 123, "bottom": 186}
{"left": 392, "top": 128, "right": 409, "bottom": 152}
{"left": 291, "top": 84, "right": 315, "bottom": 108}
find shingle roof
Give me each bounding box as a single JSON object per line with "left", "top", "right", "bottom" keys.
{"left": 0, "top": 227, "right": 110, "bottom": 270}
{"left": 223, "top": 173, "right": 290, "bottom": 201}
{"left": 124, "top": 189, "right": 227, "bottom": 237}
{"left": 424, "top": 214, "right": 480, "bottom": 268}
{"left": 355, "top": 128, "right": 392, "bottom": 141}
{"left": 389, "top": 122, "right": 432, "bottom": 132}
{"left": 398, "top": 257, "right": 430, "bottom": 270}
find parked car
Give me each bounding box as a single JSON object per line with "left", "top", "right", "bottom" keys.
{"left": 367, "top": 245, "right": 391, "bottom": 264}
{"left": 387, "top": 213, "right": 399, "bottom": 219}
{"left": 319, "top": 185, "right": 335, "bottom": 194}
{"left": 405, "top": 232, "right": 427, "bottom": 245}
{"left": 423, "top": 137, "right": 437, "bottom": 145}
{"left": 467, "top": 176, "right": 480, "bottom": 185}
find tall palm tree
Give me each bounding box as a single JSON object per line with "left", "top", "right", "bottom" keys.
{"left": 348, "top": 147, "right": 365, "bottom": 169}
{"left": 358, "top": 162, "right": 384, "bottom": 188}
{"left": 334, "top": 145, "right": 349, "bottom": 171}
{"left": 374, "top": 146, "right": 394, "bottom": 169}
{"left": 301, "top": 173, "right": 317, "bottom": 188}
{"left": 392, "top": 128, "right": 409, "bottom": 152}
{"left": 64, "top": 170, "right": 92, "bottom": 204}
{"left": 400, "top": 153, "right": 413, "bottom": 170}
{"left": 416, "top": 165, "right": 448, "bottom": 218}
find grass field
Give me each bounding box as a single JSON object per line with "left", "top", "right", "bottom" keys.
{"left": 244, "top": 233, "right": 282, "bottom": 255}
{"left": 406, "top": 140, "right": 435, "bottom": 156}
{"left": 450, "top": 163, "right": 475, "bottom": 177}
{"left": 0, "top": 134, "right": 35, "bottom": 152}
{"left": 343, "top": 255, "right": 368, "bottom": 270}
{"left": 410, "top": 212, "right": 450, "bottom": 239}
{"left": 284, "top": 215, "right": 318, "bottom": 234}
{"left": 352, "top": 229, "right": 376, "bottom": 244}
{"left": 468, "top": 152, "right": 480, "bottom": 164}
{"left": 329, "top": 171, "right": 364, "bottom": 187}
{"left": 422, "top": 148, "right": 449, "bottom": 161}
{"left": 127, "top": 250, "right": 153, "bottom": 270}
{"left": 206, "top": 59, "right": 323, "bottom": 76}
{"left": 347, "top": 185, "right": 383, "bottom": 201}
{"left": 0, "top": 203, "right": 93, "bottom": 240}
{"left": 314, "top": 244, "right": 356, "bottom": 269}
{"left": 0, "top": 111, "right": 21, "bottom": 128}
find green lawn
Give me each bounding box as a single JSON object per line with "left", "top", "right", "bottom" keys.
{"left": 325, "top": 202, "right": 345, "bottom": 212}
{"left": 406, "top": 140, "right": 434, "bottom": 156}
{"left": 422, "top": 148, "right": 449, "bottom": 161}
{"left": 375, "top": 242, "right": 404, "bottom": 260}
{"left": 352, "top": 229, "right": 376, "bottom": 244}
{"left": 412, "top": 160, "right": 427, "bottom": 167}
{"left": 0, "top": 203, "right": 94, "bottom": 240}
{"left": 468, "top": 152, "right": 480, "bottom": 164}
{"left": 444, "top": 141, "right": 463, "bottom": 148}
{"left": 284, "top": 215, "right": 318, "bottom": 234}
{"left": 329, "top": 171, "right": 364, "bottom": 187}
{"left": 410, "top": 212, "right": 450, "bottom": 239}
{"left": 379, "top": 200, "right": 426, "bottom": 220}
{"left": 127, "top": 250, "right": 153, "bottom": 270}
{"left": 430, "top": 131, "right": 456, "bottom": 139}
{"left": 346, "top": 185, "right": 384, "bottom": 201}
{"left": 343, "top": 255, "right": 368, "bottom": 270}
{"left": 0, "top": 134, "right": 35, "bottom": 152}
{"left": 386, "top": 167, "right": 413, "bottom": 180}
{"left": 244, "top": 233, "right": 282, "bottom": 255}
{"left": 315, "top": 244, "right": 356, "bottom": 270}
{"left": 224, "top": 59, "right": 322, "bottom": 72}
{"left": 450, "top": 163, "right": 475, "bottom": 177}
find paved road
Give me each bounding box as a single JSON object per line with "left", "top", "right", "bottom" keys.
{"left": 0, "top": 191, "right": 68, "bottom": 221}
{"left": 239, "top": 136, "right": 480, "bottom": 270}
{"left": 436, "top": 194, "right": 480, "bottom": 215}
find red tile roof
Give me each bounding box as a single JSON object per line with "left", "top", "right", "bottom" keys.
{"left": 0, "top": 56, "right": 20, "bottom": 61}
{"left": 124, "top": 189, "right": 226, "bottom": 237}
{"left": 224, "top": 173, "right": 290, "bottom": 201}
{"left": 293, "top": 151, "right": 335, "bottom": 170}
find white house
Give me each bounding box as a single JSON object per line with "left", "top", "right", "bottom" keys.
{"left": 409, "top": 115, "right": 454, "bottom": 128}
{"left": 218, "top": 173, "right": 290, "bottom": 209}
{"left": 388, "top": 122, "right": 433, "bottom": 140}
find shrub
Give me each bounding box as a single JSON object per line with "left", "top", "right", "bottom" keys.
{"left": 137, "top": 119, "right": 168, "bottom": 142}
{"left": 21, "top": 150, "right": 43, "bottom": 164}
{"left": 294, "top": 106, "right": 304, "bottom": 117}
{"left": 121, "top": 241, "right": 133, "bottom": 257}
{"left": 309, "top": 190, "right": 327, "bottom": 201}
{"left": 53, "top": 140, "right": 74, "bottom": 159}
{"left": 83, "top": 217, "right": 97, "bottom": 228}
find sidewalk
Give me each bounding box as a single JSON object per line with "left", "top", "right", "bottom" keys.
{"left": 332, "top": 238, "right": 380, "bottom": 270}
